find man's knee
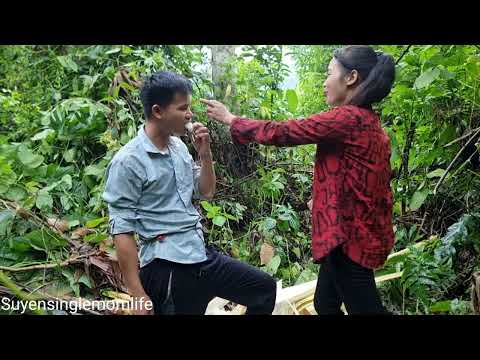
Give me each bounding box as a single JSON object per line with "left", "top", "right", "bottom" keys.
{"left": 247, "top": 273, "right": 276, "bottom": 313}
{"left": 258, "top": 274, "right": 276, "bottom": 305}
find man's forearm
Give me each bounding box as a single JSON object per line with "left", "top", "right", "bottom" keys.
{"left": 198, "top": 149, "right": 216, "bottom": 200}
{"left": 113, "top": 233, "right": 147, "bottom": 297}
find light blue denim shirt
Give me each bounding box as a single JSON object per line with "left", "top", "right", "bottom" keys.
{"left": 102, "top": 126, "right": 208, "bottom": 267}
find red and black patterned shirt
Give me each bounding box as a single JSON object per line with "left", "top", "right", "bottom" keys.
{"left": 230, "top": 105, "right": 395, "bottom": 269}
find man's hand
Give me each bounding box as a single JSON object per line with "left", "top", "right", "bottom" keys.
{"left": 191, "top": 122, "right": 212, "bottom": 157}
{"left": 307, "top": 199, "right": 313, "bottom": 212}
{"left": 200, "top": 99, "right": 236, "bottom": 126}
{"left": 113, "top": 233, "right": 154, "bottom": 315}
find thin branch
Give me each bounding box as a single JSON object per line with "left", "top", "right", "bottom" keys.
{"left": 444, "top": 126, "right": 480, "bottom": 148}
{"left": 396, "top": 45, "right": 412, "bottom": 65}
{"left": 434, "top": 127, "right": 480, "bottom": 194}
{"left": 0, "top": 253, "right": 94, "bottom": 272}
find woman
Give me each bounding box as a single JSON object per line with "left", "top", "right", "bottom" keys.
{"left": 202, "top": 45, "right": 396, "bottom": 314}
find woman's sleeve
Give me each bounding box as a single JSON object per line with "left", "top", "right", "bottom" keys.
{"left": 230, "top": 106, "right": 360, "bottom": 146}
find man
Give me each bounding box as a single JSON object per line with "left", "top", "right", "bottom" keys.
{"left": 103, "top": 71, "right": 276, "bottom": 315}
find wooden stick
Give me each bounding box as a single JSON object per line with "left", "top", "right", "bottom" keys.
{"left": 0, "top": 253, "right": 94, "bottom": 272}
{"left": 444, "top": 126, "right": 480, "bottom": 148}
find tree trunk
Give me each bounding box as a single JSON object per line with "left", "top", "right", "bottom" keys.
{"left": 208, "top": 46, "right": 257, "bottom": 179}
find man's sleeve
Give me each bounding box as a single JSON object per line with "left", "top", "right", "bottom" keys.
{"left": 102, "top": 157, "right": 144, "bottom": 235}
{"left": 190, "top": 154, "right": 204, "bottom": 200}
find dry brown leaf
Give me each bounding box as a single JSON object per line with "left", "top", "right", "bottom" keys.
{"left": 47, "top": 218, "right": 69, "bottom": 233}
{"left": 15, "top": 206, "right": 31, "bottom": 220}
{"left": 260, "top": 243, "right": 275, "bottom": 265}
{"left": 89, "top": 256, "right": 112, "bottom": 275}
{"left": 71, "top": 227, "right": 94, "bottom": 240}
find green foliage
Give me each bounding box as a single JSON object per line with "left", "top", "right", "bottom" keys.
{"left": 1, "top": 45, "right": 479, "bottom": 312}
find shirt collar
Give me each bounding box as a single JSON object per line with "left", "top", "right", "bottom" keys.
{"left": 138, "top": 126, "right": 170, "bottom": 155}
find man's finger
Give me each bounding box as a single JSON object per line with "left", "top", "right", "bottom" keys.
{"left": 194, "top": 128, "right": 209, "bottom": 136}
{"left": 195, "top": 134, "right": 211, "bottom": 142}
{"left": 192, "top": 122, "right": 204, "bottom": 130}
{"left": 200, "top": 99, "right": 214, "bottom": 106}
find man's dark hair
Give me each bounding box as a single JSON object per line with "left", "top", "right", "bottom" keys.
{"left": 139, "top": 71, "right": 193, "bottom": 119}
{"left": 333, "top": 45, "right": 396, "bottom": 107}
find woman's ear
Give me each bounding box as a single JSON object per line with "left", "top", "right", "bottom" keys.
{"left": 345, "top": 69, "right": 359, "bottom": 87}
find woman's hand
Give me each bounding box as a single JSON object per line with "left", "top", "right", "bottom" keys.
{"left": 200, "top": 99, "right": 236, "bottom": 126}
{"left": 307, "top": 199, "right": 313, "bottom": 212}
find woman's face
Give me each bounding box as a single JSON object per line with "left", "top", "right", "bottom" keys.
{"left": 323, "top": 58, "right": 357, "bottom": 107}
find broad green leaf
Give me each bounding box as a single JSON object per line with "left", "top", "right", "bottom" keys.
{"left": 84, "top": 233, "right": 108, "bottom": 244}
{"left": 292, "top": 247, "right": 301, "bottom": 259}
{"left": 25, "top": 181, "right": 40, "bottom": 193}
{"left": 393, "top": 84, "right": 414, "bottom": 98}
{"left": 5, "top": 186, "right": 27, "bottom": 202}
{"left": 25, "top": 229, "right": 67, "bottom": 251}
{"left": 286, "top": 89, "right": 298, "bottom": 113}
{"left": 212, "top": 215, "right": 226, "bottom": 227}
{"left": 60, "top": 195, "right": 72, "bottom": 211}
{"left": 295, "top": 268, "right": 317, "bottom": 285}
{"left": 260, "top": 217, "right": 277, "bottom": 232}
{"left": 200, "top": 201, "right": 214, "bottom": 212}
{"left": 31, "top": 129, "right": 55, "bottom": 141}
{"left": 86, "top": 217, "right": 108, "bottom": 228}
{"left": 409, "top": 189, "right": 429, "bottom": 211}
{"left": 36, "top": 190, "right": 53, "bottom": 211}
{"left": 0, "top": 210, "right": 15, "bottom": 236}
{"left": 78, "top": 274, "right": 92, "bottom": 288}
{"left": 419, "top": 46, "right": 440, "bottom": 63}
{"left": 277, "top": 221, "right": 290, "bottom": 232}
{"left": 440, "top": 69, "right": 456, "bottom": 80}
{"left": 57, "top": 56, "right": 78, "bottom": 72}
{"left": 61, "top": 269, "right": 79, "bottom": 296}
{"left": 414, "top": 67, "right": 441, "bottom": 89}
{"left": 224, "top": 213, "right": 237, "bottom": 221}
{"left": 84, "top": 164, "right": 105, "bottom": 177}
{"left": 0, "top": 157, "right": 14, "bottom": 184}
{"left": 9, "top": 236, "right": 32, "bottom": 253}
{"left": 61, "top": 174, "right": 72, "bottom": 190}
{"left": 18, "top": 146, "right": 44, "bottom": 168}
{"left": 427, "top": 168, "right": 446, "bottom": 178}
{"left": 264, "top": 255, "right": 281, "bottom": 275}
{"left": 430, "top": 300, "right": 451, "bottom": 313}
{"left": 63, "top": 149, "right": 75, "bottom": 163}
{"left": 105, "top": 48, "right": 121, "bottom": 55}
{"left": 68, "top": 220, "right": 80, "bottom": 228}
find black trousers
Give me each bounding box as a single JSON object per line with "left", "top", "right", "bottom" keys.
{"left": 139, "top": 246, "right": 277, "bottom": 315}
{"left": 314, "top": 246, "right": 389, "bottom": 315}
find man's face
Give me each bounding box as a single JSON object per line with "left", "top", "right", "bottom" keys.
{"left": 153, "top": 92, "right": 193, "bottom": 136}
